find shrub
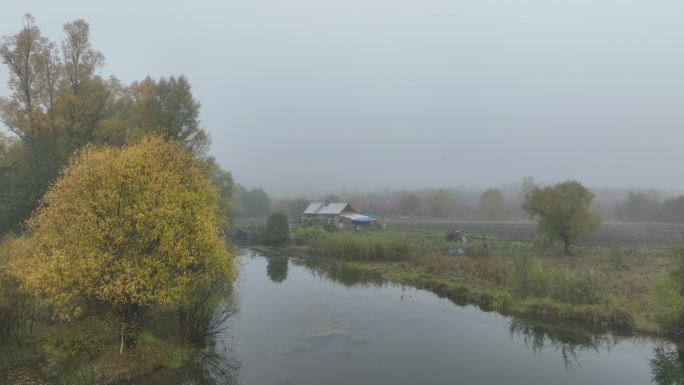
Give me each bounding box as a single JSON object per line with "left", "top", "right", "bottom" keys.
{"left": 551, "top": 269, "right": 602, "bottom": 305}
{"left": 653, "top": 276, "right": 684, "bottom": 332}
{"left": 467, "top": 237, "right": 491, "bottom": 258}
{"left": 292, "top": 226, "right": 329, "bottom": 245}
{"left": 263, "top": 213, "right": 290, "bottom": 245}
{"left": 132, "top": 332, "right": 193, "bottom": 373}
{"left": 512, "top": 254, "right": 602, "bottom": 305}
{"left": 10, "top": 137, "right": 233, "bottom": 353}
{"left": 43, "top": 318, "right": 107, "bottom": 385}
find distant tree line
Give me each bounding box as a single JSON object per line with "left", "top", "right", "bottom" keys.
{"left": 614, "top": 191, "right": 684, "bottom": 223}
{"left": 270, "top": 178, "right": 684, "bottom": 223}
{"left": 271, "top": 178, "right": 539, "bottom": 221}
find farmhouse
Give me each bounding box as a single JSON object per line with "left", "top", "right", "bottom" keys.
{"left": 302, "top": 202, "right": 377, "bottom": 229}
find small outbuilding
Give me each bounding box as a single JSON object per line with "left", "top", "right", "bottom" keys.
{"left": 301, "top": 202, "right": 377, "bottom": 229}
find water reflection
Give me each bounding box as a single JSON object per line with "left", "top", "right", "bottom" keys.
{"left": 219, "top": 252, "right": 684, "bottom": 384}
{"left": 266, "top": 257, "right": 288, "bottom": 283}
{"left": 147, "top": 342, "right": 241, "bottom": 385}
{"left": 292, "top": 258, "right": 387, "bottom": 288}
{"left": 508, "top": 317, "right": 619, "bottom": 370}
{"left": 651, "top": 344, "right": 684, "bottom": 385}
{"left": 189, "top": 344, "right": 241, "bottom": 385}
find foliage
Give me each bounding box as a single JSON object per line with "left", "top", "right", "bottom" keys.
{"left": 654, "top": 246, "right": 684, "bottom": 333}
{"left": 479, "top": 188, "right": 505, "bottom": 220}
{"left": 178, "top": 277, "right": 239, "bottom": 344}
{"left": 262, "top": 213, "right": 290, "bottom": 245}
{"left": 292, "top": 226, "right": 329, "bottom": 245}
{"left": 310, "top": 232, "right": 419, "bottom": 261}
{"left": 0, "top": 130, "right": 65, "bottom": 235}
{"left": 654, "top": 276, "right": 684, "bottom": 334}
{"left": 522, "top": 180, "right": 601, "bottom": 254}
{"left": 512, "top": 255, "right": 602, "bottom": 305}
{"left": 43, "top": 317, "right": 107, "bottom": 385}
{"left": 614, "top": 191, "right": 662, "bottom": 222}
{"left": 10, "top": 137, "right": 233, "bottom": 351}
{"left": 650, "top": 345, "right": 684, "bottom": 385}
{"left": 202, "top": 157, "right": 235, "bottom": 233}
{"left": 466, "top": 237, "right": 491, "bottom": 258}
{"left": 127, "top": 75, "right": 209, "bottom": 156}
{"left": 243, "top": 187, "right": 272, "bottom": 217}
{"left": 0, "top": 15, "right": 228, "bottom": 237}
{"left": 0, "top": 236, "right": 35, "bottom": 346}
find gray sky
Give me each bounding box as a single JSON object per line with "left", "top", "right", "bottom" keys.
{"left": 2, "top": 0, "right": 683, "bottom": 196}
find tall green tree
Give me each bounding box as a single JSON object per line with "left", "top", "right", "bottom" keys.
{"left": 128, "top": 75, "right": 209, "bottom": 155}
{"left": 0, "top": 15, "right": 233, "bottom": 236}
{"left": 0, "top": 16, "right": 117, "bottom": 234}
{"left": 522, "top": 180, "right": 601, "bottom": 254}
{"left": 263, "top": 212, "right": 290, "bottom": 245}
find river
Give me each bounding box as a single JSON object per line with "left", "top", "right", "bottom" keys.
{"left": 160, "top": 250, "right": 684, "bottom": 385}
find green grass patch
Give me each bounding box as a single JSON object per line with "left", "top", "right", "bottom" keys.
{"left": 310, "top": 232, "right": 423, "bottom": 261}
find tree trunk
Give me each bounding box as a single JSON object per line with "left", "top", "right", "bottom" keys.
{"left": 119, "top": 324, "right": 124, "bottom": 355}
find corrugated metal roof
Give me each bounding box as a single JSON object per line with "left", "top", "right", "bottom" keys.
{"left": 318, "top": 203, "right": 350, "bottom": 214}
{"left": 303, "top": 202, "right": 350, "bottom": 215}
{"left": 303, "top": 203, "right": 324, "bottom": 214}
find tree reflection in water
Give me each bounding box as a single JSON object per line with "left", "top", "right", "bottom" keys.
{"left": 508, "top": 318, "right": 619, "bottom": 370}
{"left": 651, "top": 344, "right": 684, "bottom": 385}
{"left": 186, "top": 343, "right": 241, "bottom": 385}
{"left": 177, "top": 278, "right": 243, "bottom": 385}
{"left": 293, "top": 259, "right": 387, "bottom": 288}
{"left": 266, "top": 257, "right": 289, "bottom": 283}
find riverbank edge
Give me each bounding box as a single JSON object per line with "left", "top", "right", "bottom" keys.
{"left": 251, "top": 245, "right": 661, "bottom": 336}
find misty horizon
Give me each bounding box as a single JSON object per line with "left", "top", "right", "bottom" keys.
{"left": 2, "top": 0, "right": 683, "bottom": 196}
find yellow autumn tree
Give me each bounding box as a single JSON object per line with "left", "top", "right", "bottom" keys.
{"left": 11, "top": 136, "right": 233, "bottom": 353}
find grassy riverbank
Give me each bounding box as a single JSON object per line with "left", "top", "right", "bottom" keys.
{"left": 0, "top": 312, "right": 198, "bottom": 385}
{"left": 278, "top": 229, "right": 676, "bottom": 334}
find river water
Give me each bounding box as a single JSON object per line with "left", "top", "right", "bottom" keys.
{"left": 167, "top": 251, "right": 684, "bottom": 385}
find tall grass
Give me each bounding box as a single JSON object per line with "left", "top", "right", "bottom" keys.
{"left": 310, "top": 232, "right": 420, "bottom": 261}
{"left": 512, "top": 254, "right": 602, "bottom": 305}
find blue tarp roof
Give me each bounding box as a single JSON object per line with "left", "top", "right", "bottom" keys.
{"left": 341, "top": 213, "right": 376, "bottom": 223}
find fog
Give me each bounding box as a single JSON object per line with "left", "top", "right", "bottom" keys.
{"left": 2, "top": 0, "right": 684, "bottom": 196}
